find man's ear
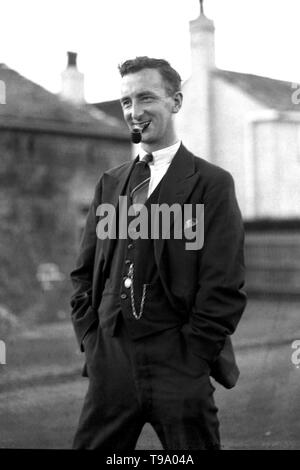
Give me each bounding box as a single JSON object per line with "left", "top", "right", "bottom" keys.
{"left": 172, "top": 91, "right": 183, "bottom": 113}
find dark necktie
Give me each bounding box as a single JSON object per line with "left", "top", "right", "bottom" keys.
{"left": 129, "top": 153, "right": 153, "bottom": 209}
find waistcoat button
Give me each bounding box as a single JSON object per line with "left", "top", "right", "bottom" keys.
{"left": 124, "top": 278, "right": 132, "bottom": 288}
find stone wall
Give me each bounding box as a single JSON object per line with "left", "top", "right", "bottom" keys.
{"left": 0, "top": 129, "right": 130, "bottom": 323}
{"left": 245, "top": 226, "right": 300, "bottom": 296}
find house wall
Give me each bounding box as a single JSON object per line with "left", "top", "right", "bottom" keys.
{"left": 175, "top": 75, "right": 300, "bottom": 295}
{"left": 175, "top": 75, "right": 265, "bottom": 217}
{"left": 211, "top": 78, "right": 266, "bottom": 218}
{"left": 175, "top": 75, "right": 212, "bottom": 161}
{"left": 0, "top": 129, "right": 130, "bottom": 322}
{"left": 252, "top": 120, "right": 300, "bottom": 217}
{"left": 177, "top": 76, "right": 300, "bottom": 220}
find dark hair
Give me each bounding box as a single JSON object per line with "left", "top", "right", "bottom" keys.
{"left": 118, "top": 56, "right": 182, "bottom": 96}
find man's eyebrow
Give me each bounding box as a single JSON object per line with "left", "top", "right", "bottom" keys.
{"left": 120, "top": 90, "right": 158, "bottom": 102}
{"left": 137, "top": 91, "right": 157, "bottom": 97}
{"left": 120, "top": 96, "right": 129, "bottom": 103}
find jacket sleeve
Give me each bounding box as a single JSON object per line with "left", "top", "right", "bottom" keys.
{"left": 189, "top": 170, "right": 247, "bottom": 363}
{"left": 70, "top": 178, "right": 102, "bottom": 352}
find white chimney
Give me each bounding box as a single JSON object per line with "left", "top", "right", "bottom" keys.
{"left": 175, "top": 0, "right": 215, "bottom": 160}
{"left": 61, "top": 51, "right": 85, "bottom": 104}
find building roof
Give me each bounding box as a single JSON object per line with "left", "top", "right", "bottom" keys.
{"left": 93, "top": 99, "right": 127, "bottom": 131}
{"left": 213, "top": 69, "right": 299, "bottom": 112}
{"left": 94, "top": 69, "right": 300, "bottom": 121}
{"left": 0, "top": 63, "right": 129, "bottom": 140}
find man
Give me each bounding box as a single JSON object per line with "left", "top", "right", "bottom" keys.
{"left": 70, "top": 57, "right": 247, "bottom": 450}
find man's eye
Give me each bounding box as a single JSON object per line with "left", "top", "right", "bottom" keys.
{"left": 141, "top": 96, "right": 153, "bottom": 102}
{"left": 121, "top": 101, "right": 130, "bottom": 108}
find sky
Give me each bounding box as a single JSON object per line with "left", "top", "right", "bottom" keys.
{"left": 1, "top": 0, "right": 300, "bottom": 103}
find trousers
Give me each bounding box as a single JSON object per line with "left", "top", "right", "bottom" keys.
{"left": 73, "top": 318, "right": 220, "bottom": 450}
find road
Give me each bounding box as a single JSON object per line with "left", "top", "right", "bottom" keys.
{"left": 0, "top": 340, "right": 299, "bottom": 449}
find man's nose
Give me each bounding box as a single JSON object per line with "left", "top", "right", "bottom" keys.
{"left": 131, "top": 101, "right": 144, "bottom": 121}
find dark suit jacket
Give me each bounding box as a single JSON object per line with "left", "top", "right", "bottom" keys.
{"left": 70, "top": 144, "right": 247, "bottom": 388}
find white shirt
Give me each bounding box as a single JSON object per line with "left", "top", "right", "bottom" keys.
{"left": 138, "top": 141, "right": 181, "bottom": 197}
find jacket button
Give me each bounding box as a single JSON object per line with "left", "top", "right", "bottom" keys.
{"left": 128, "top": 243, "right": 133, "bottom": 249}
{"left": 125, "top": 259, "right": 131, "bottom": 265}
{"left": 120, "top": 293, "right": 127, "bottom": 300}
{"left": 129, "top": 228, "right": 136, "bottom": 237}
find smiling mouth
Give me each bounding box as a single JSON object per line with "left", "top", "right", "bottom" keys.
{"left": 132, "top": 121, "right": 151, "bottom": 132}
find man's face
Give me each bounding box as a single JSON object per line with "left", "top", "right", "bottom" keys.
{"left": 120, "top": 68, "right": 181, "bottom": 151}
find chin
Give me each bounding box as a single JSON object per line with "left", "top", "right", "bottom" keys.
{"left": 142, "top": 131, "right": 157, "bottom": 144}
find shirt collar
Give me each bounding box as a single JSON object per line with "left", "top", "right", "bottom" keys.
{"left": 138, "top": 141, "right": 181, "bottom": 167}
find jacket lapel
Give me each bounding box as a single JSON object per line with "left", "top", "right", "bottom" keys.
{"left": 100, "top": 157, "right": 138, "bottom": 266}
{"left": 154, "top": 144, "right": 200, "bottom": 266}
